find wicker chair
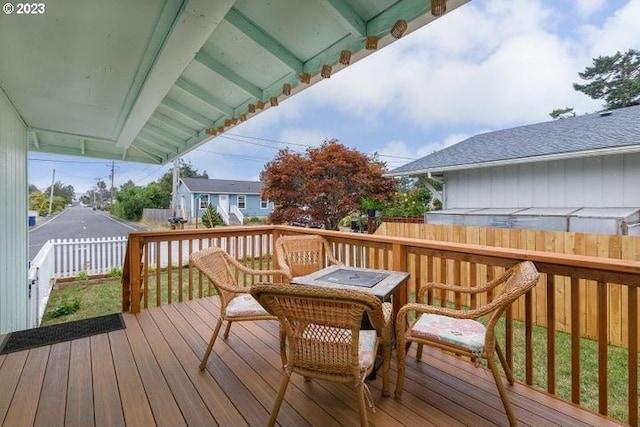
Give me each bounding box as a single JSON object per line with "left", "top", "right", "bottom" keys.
{"left": 190, "top": 246, "right": 287, "bottom": 371}
{"left": 251, "top": 283, "right": 393, "bottom": 427}
{"left": 275, "top": 234, "right": 343, "bottom": 280}
{"left": 395, "top": 261, "right": 540, "bottom": 427}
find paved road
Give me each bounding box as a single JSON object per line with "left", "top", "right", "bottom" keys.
{"left": 28, "top": 206, "right": 145, "bottom": 260}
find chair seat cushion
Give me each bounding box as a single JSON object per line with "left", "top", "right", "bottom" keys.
{"left": 302, "top": 325, "right": 378, "bottom": 369}
{"left": 226, "top": 294, "right": 270, "bottom": 318}
{"left": 410, "top": 313, "right": 486, "bottom": 354}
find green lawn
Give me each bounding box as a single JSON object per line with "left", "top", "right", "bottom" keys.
{"left": 40, "top": 279, "right": 122, "bottom": 326}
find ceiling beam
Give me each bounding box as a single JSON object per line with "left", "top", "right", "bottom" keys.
{"left": 30, "top": 130, "right": 40, "bottom": 149}
{"left": 161, "top": 98, "right": 215, "bottom": 128}
{"left": 116, "top": 0, "right": 237, "bottom": 149}
{"left": 141, "top": 123, "right": 184, "bottom": 148}
{"left": 225, "top": 8, "right": 303, "bottom": 74}
{"left": 136, "top": 124, "right": 182, "bottom": 151}
{"left": 194, "top": 52, "right": 263, "bottom": 99}
{"left": 30, "top": 127, "right": 113, "bottom": 144}
{"left": 318, "top": 0, "right": 366, "bottom": 37}
{"left": 129, "top": 144, "right": 167, "bottom": 164}
{"left": 175, "top": 78, "right": 234, "bottom": 117}
{"left": 150, "top": 112, "right": 199, "bottom": 139}
{"left": 367, "top": 0, "right": 429, "bottom": 36}
{"left": 136, "top": 134, "right": 176, "bottom": 154}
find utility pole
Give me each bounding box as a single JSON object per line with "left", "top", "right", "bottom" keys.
{"left": 48, "top": 168, "right": 55, "bottom": 215}
{"left": 171, "top": 158, "right": 179, "bottom": 217}
{"left": 110, "top": 160, "right": 115, "bottom": 205}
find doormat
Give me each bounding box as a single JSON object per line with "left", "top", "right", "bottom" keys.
{"left": 0, "top": 313, "right": 125, "bottom": 354}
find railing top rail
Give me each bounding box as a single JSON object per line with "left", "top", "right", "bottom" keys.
{"left": 126, "top": 225, "right": 640, "bottom": 282}
{"left": 272, "top": 226, "right": 640, "bottom": 275}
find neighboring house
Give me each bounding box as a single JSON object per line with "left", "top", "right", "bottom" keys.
{"left": 387, "top": 105, "right": 640, "bottom": 235}
{"left": 178, "top": 177, "right": 274, "bottom": 225}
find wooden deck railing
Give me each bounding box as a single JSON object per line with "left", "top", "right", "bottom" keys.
{"left": 123, "top": 225, "right": 640, "bottom": 426}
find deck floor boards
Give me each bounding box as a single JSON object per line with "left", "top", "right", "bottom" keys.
{"left": 0, "top": 296, "right": 625, "bottom": 427}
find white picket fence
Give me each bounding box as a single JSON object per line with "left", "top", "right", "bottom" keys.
{"left": 52, "top": 236, "right": 128, "bottom": 277}
{"left": 27, "top": 236, "right": 128, "bottom": 328}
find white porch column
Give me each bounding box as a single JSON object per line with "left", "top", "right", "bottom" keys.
{"left": 0, "top": 89, "right": 28, "bottom": 333}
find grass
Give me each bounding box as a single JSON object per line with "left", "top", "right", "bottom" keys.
{"left": 40, "top": 279, "right": 122, "bottom": 326}
{"left": 494, "top": 318, "right": 632, "bottom": 423}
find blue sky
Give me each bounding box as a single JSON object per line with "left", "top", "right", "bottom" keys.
{"left": 28, "top": 0, "right": 640, "bottom": 195}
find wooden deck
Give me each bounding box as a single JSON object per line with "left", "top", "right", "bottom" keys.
{"left": 0, "top": 297, "right": 624, "bottom": 427}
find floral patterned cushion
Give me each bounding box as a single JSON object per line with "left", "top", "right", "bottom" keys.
{"left": 225, "top": 294, "right": 270, "bottom": 318}
{"left": 358, "top": 330, "right": 378, "bottom": 369}
{"left": 410, "top": 313, "right": 486, "bottom": 355}
{"left": 302, "top": 325, "right": 378, "bottom": 369}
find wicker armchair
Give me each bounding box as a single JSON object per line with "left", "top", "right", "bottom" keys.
{"left": 275, "top": 234, "right": 343, "bottom": 280}
{"left": 251, "top": 283, "right": 393, "bottom": 427}
{"left": 395, "top": 261, "right": 540, "bottom": 427}
{"left": 190, "top": 246, "right": 287, "bottom": 371}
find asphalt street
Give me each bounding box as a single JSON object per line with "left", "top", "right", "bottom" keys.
{"left": 28, "top": 206, "right": 145, "bottom": 260}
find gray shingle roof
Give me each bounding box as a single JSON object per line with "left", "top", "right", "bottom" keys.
{"left": 180, "top": 178, "right": 263, "bottom": 194}
{"left": 388, "top": 104, "right": 640, "bottom": 176}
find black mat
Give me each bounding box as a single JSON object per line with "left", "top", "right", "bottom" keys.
{"left": 0, "top": 313, "right": 125, "bottom": 354}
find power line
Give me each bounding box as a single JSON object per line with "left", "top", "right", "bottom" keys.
{"left": 220, "top": 132, "right": 418, "bottom": 161}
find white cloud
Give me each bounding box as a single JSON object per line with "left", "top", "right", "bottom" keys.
{"left": 278, "top": 0, "right": 635, "bottom": 134}
{"left": 581, "top": 0, "right": 640, "bottom": 57}
{"left": 574, "top": 0, "right": 607, "bottom": 18}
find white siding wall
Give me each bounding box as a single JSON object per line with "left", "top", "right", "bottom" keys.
{"left": 0, "top": 91, "right": 28, "bottom": 333}
{"left": 444, "top": 153, "right": 640, "bottom": 209}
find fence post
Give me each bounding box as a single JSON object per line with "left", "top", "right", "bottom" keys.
{"left": 391, "top": 241, "right": 408, "bottom": 316}
{"left": 125, "top": 234, "right": 143, "bottom": 313}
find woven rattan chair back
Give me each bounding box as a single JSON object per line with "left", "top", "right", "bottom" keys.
{"left": 275, "top": 235, "right": 343, "bottom": 279}
{"left": 190, "top": 246, "right": 285, "bottom": 371}
{"left": 251, "top": 283, "right": 390, "bottom": 427}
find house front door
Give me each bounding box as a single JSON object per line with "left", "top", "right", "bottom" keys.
{"left": 219, "top": 194, "right": 229, "bottom": 213}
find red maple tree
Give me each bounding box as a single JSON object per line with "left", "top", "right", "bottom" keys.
{"left": 261, "top": 139, "right": 396, "bottom": 230}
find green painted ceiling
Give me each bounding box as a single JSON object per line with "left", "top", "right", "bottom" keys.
{"left": 0, "top": 0, "right": 470, "bottom": 164}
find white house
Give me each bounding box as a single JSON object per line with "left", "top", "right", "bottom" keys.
{"left": 387, "top": 105, "right": 640, "bottom": 235}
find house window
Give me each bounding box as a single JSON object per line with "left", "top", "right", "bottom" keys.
{"left": 260, "top": 198, "right": 269, "bottom": 209}
{"left": 199, "top": 194, "right": 209, "bottom": 209}
{"left": 237, "top": 194, "right": 246, "bottom": 209}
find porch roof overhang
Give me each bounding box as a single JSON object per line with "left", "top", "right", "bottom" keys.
{"left": 1, "top": 0, "right": 469, "bottom": 165}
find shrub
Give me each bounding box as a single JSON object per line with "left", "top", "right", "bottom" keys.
{"left": 50, "top": 298, "right": 81, "bottom": 318}
{"left": 76, "top": 271, "right": 89, "bottom": 281}
{"left": 109, "top": 267, "right": 122, "bottom": 277}
{"left": 383, "top": 187, "right": 431, "bottom": 218}
{"left": 202, "top": 203, "right": 224, "bottom": 228}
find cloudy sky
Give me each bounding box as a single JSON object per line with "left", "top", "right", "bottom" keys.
{"left": 28, "top": 0, "right": 640, "bottom": 195}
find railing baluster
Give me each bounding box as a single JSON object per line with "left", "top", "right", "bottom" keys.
{"left": 143, "top": 241, "right": 149, "bottom": 309}
{"left": 571, "top": 276, "right": 581, "bottom": 404}
{"left": 156, "top": 241, "right": 161, "bottom": 307}
{"left": 525, "top": 288, "right": 534, "bottom": 385}
{"left": 597, "top": 280, "right": 608, "bottom": 416}
{"left": 628, "top": 286, "right": 638, "bottom": 427}
{"left": 547, "top": 274, "right": 556, "bottom": 394}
